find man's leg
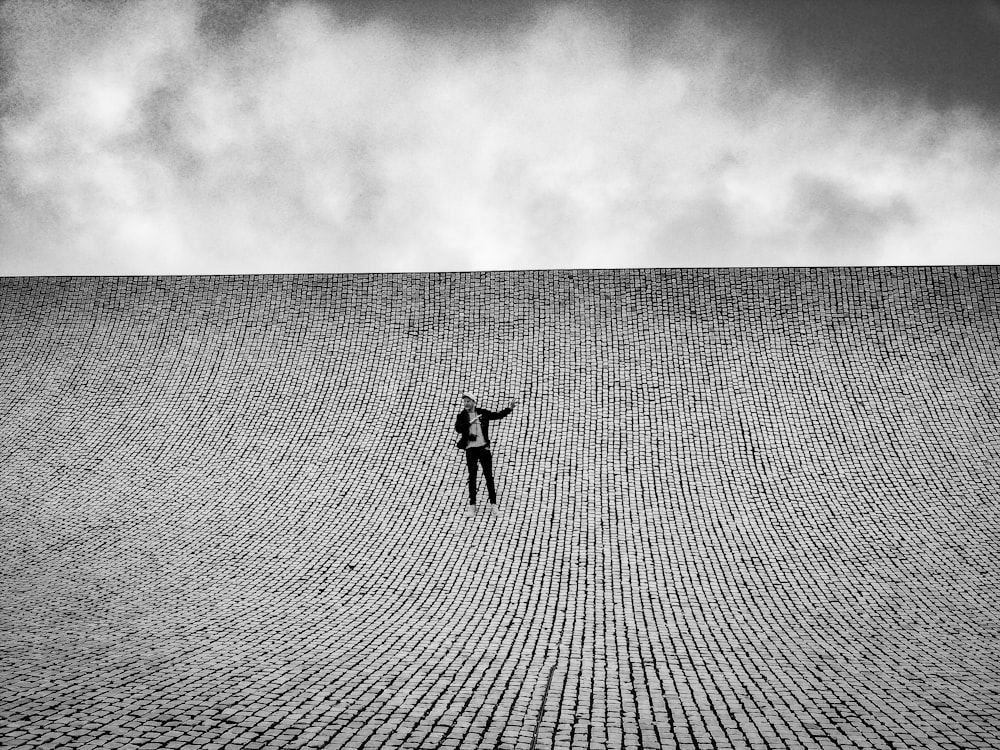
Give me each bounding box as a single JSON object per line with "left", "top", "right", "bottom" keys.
{"left": 465, "top": 449, "right": 478, "bottom": 506}
{"left": 481, "top": 449, "right": 497, "bottom": 503}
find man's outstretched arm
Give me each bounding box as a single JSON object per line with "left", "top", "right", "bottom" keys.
{"left": 483, "top": 399, "right": 518, "bottom": 420}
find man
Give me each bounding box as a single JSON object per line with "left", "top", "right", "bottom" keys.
{"left": 455, "top": 391, "right": 517, "bottom": 517}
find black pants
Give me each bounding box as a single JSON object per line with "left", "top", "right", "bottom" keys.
{"left": 465, "top": 446, "right": 496, "bottom": 504}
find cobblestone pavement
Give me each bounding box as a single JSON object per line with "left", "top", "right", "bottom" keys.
{"left": 1, "top": 268, "right": 999, "bottom": 750}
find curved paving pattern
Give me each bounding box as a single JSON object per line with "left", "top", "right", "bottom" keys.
{"left": 2, "top": 268, "right": 999, "bottom": 750}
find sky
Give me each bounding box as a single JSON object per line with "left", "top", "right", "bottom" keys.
{"left": 1, "top": 0, "right": 999, "bottom": 275}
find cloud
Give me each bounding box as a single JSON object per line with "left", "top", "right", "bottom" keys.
{"left": 789, "top": 175, "right": 915, "bottom": 256}
{"left": 1, "top": 0, "right": 999, "bottom": 275}
{"left": 982, "top": 0, "right": 1000, "bottom": 29}
{"left": 695, "top": 0, "right": 1000, "bottom": 115}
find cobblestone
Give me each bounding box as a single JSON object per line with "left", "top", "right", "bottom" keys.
{"left": 1, "top": 269, "right": 999, "bottom": 749}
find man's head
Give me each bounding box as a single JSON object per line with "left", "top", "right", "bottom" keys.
{"left": 461, "top": 392, "right": 477, "bottom": 410}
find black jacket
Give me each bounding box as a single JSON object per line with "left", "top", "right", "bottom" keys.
{"left": 455, "top": 406, "right": 513, "bottom": 449}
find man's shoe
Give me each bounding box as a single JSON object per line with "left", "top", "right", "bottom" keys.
{"left": 467, "top": 504, "right": 477, "bottom": 517}
{"left": 488, "top": 504, "right": 498, "bottom": 517}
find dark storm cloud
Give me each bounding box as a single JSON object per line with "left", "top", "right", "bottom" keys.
{"left": 323, "top": 0, "right": 1000, "bottom": 114}
{"left": 716, "top": 0, "right": 1000, "bottom": 115}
